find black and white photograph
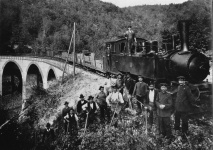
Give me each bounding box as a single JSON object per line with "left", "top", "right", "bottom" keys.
{"left": 0, "top": 0, "right": 212, "bottom": 149}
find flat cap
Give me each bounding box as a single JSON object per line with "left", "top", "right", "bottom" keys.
{"left": 160, "top": 83, "right": 168, "bottom": 87}
{"left": 177, "top": 76, "right": 185, "bottom": 80}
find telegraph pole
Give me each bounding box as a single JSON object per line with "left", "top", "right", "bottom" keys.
{"left": 73, "top": 22, "right": 76, "bottom": 77}
{"left": 61, "top": 28, "right": 74, "bottom": 84}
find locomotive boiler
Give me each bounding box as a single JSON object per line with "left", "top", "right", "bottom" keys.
{"left": 163, "top": 21, "right": 210, "bottom": 83}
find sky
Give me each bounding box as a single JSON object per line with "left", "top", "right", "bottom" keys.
{"left": 100, "top": 0, "right": 189, "bottom": 8}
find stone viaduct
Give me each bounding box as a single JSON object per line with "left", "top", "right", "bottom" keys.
{"left": 0, "top": 56, "right": 73, "bottom": 108}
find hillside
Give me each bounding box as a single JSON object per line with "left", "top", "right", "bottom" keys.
{"left": 0, "top": 0, "right": 211, "bottom": 57}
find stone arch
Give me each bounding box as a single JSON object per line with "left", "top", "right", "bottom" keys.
{"left": 26, "top": 62, "right": 44, "bottom": 82}
{"left": 1, "top": 61, "right": 23, "bottom": 95}
{"left": 47, "top": 67, "right": 56, "bottom": 81}
{"left": 2, "top": 60, "right": 23, "bottom": 73}
{"left": 26, "top": 63, "right": 44, "bottom": 88}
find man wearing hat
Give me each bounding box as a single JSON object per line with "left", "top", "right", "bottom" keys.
{"left": 95, "top": 86, "right": 110, "bottom": 123}
{"left": 156, "top": 83, "right": 173, "bottom": 138}
{"left": 83, "top": 95, "right": 98, "bottom": 126}
{"left": 124, "top": 25, "right": 137, "bottom": 54}
{"left": 133, "top": 75, "right": 148, "bottom": 114}
{"left": 64, "top": 108, "right": 79, "bottom": 135}
{"left": 76, "top": 94, "right": 87, "bottom": 126}
{"left": 62, "top": 101, "right": 70, "bottom": 133}
{"left": 42, "top": 123, "right": 55, "bottom": 149}
{"left": 116, "top": 73, "right": 124, "bottom": 94}
{"left": 145, "top": 83, "right": 158, "bottom": 130}
{"left": 124, "top": 72, "right": 135, "bottom": 108}
{"left": 174, "top": 76, "right": 195, "bottom": 136}
{"left": 106, "top": 84, "right": 124, "bottom": 127}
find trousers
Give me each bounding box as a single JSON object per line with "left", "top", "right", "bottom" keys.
{"left": 174, "top": 111, "right": 189, "bottom": 134}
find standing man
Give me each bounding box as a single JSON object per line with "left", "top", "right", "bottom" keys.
{"left": 133, "top": 75, "right": 148, "bottom": 114}
{"left": 124, "top": 26, "right": 137, "bottom": 55}
{"left": 42, "top": 123, "right": 55, "bottom": 150}
{"left": 62, "top": 101, "right": 70, "bottom": 133}
{"left": 96, "top": 86, "right": 110, "bottom": 124}
{"left": 174, "top": 76, "right": 195, "bottom": 137}
{"left": 76, "top": 94, "right": 87, "bottom": 127}
{"left": 145, "top": 83, "right": 158, "bottom": 130}
{"left": 124, "top": 72, "right": 135, "bottom": 108}
{"left": 64, "top": 108, "right": 79, "bottom": 135}
{"left": 116, "top": 73, "right": 124, "bottom": 94}
{"left": 156, "top": 83, "right": 173, "bottom": 139}
{"left": 83, "top": 96, "right": 97, "bottom": 126}
{"left": 106, "top": 85, "right": 124, "bottom": 127}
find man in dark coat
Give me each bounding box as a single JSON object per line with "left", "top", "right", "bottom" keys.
{"left": 76, "top": 94, "right": 87, "bottom": 127}
{"left": 124, "top": 26, "right": 137, "bottom": 54}
{"left": 124, "top": 72, "right": 135, "bottom": 108}
{"left": 76, "top": 94, "right": 87, "bottom": 114}
{"left": 145, "top": 83, "right": 158, "bottom": 129}
{"left": 42, "top": 123, "right": 55, "bottom": 150}
{"left": 156, "top": 83, "right": 173, "bottom": 138}
{"left": 84, "top": 96, "right": 97, "bottom": 126}
{"left": 62, "top": 101, "right": 70, "bottom": 133}
{"left": 64, "top": 108, "right": 79, "bottom": 136}
{"left": 133, "top": 75, "right": 148, "bottom": 114}
{"left": 174, "top": 76, "right": 195, "bottom": 136}
{"left": 96, "top": 86, "right": 110, "bottom": 123}
{"left": 116, "top": 73, "right": 124, "bottom": 94}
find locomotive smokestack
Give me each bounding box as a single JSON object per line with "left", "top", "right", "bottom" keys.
{"left": 178, "top": 20, "right": 189, "bottom": 52}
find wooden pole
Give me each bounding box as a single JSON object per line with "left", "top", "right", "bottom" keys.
{"left": 61, "top": 29, "right": 74, "bottom": 84}
{"left": 73, "top": 22, "right": 76, "bottom": 77}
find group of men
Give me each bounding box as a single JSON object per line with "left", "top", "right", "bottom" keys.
{"left": 61, "top": 72, "right": 195, "bottom": 141}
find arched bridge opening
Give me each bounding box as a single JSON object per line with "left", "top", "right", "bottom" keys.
{"left": 2, "top": 62, "right": 22, "bottom": 96}
{"left": 47, "top": 69, "right": 56, "bottom": 81}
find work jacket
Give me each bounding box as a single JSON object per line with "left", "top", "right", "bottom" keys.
{"left": 175, "top": 84, "right": 194, "bottom": 112}
{"left": 156, "top": 91, "right": 173, "bottom": 117}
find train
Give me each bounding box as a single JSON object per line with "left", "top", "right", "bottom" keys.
{"left": 57, "top": 20, "right": 210, "bottom": 86}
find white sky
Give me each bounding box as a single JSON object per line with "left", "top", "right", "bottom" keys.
{"left": 100, "top": 0, "right": 189, "bottom": 7}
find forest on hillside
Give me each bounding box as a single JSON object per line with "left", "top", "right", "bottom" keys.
{"left": 0, "top": 0, "right": 211, "bottom": 57}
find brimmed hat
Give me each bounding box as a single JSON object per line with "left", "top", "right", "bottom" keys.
{"left": 177, "top": 76, "right": 185, "bottom": 80}
{"left": 88, "top": 95, "right": 94, "bottom": 100}
{"left": 64, "top": 101, "right": 69, "bottom": 105}
{"left": 99, "top": 86, "right": 104, "bottom": 90}
{"left": 160, "top": 83, "right": 168, "bottom": 87}
{"left": 79, "top": 94, "right": 84, "bottom": 98}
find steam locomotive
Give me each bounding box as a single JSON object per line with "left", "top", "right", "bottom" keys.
{"left": 60, "top": 20, "right": 210, "bottom": 86}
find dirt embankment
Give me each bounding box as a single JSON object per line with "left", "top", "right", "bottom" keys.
{"left": 39, "top": 70, "right": 106, "bottom": 126}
